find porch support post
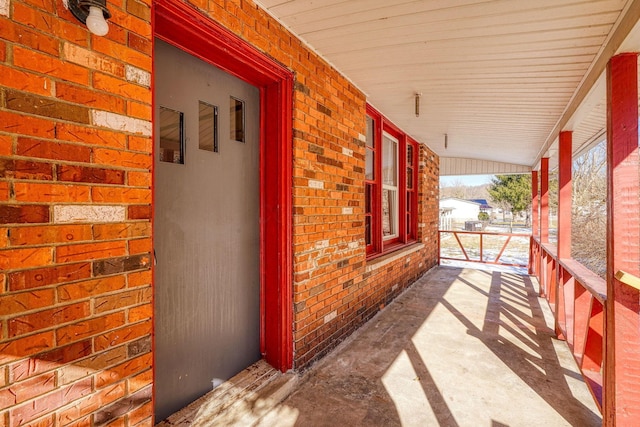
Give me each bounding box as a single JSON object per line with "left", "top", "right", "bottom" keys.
{"left": 529, "top": 170, "right": 539, "bottom": 275}
{"left": 605, "top": 52, "right": 640, "bottom": 425}
{"left": 540, "top": 157, "right": 549, "bottom": 244}
{"left": 557, "top": 131, "right": 572, "bottom": 260}
{"left": 532, "top": 170, "right": 539, "bottom": 239}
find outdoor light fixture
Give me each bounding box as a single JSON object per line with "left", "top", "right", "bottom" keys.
{"left": 68, "top": 0, "right": 111, "bottom": 36}
{"left": 415, "top": 93, "right": 421, "bottom": 117}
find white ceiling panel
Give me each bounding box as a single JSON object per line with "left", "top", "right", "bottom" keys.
{"left": 256, "top": 0, "right": 638, "bottom": 169}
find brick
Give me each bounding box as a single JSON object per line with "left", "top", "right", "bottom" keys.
{"left": 9, "top": 378, "right": 92, "bottom": 426}
{"left": 0, "top": 247, "right": 52, "bottom": 271}
{"left": 0, "top": 181, "right": 8, "bottom": 201}
{"left": 0, "top": 111, "right": 55, "bottom": 139}
{"left": 127, "top": 336, "right": 151, "bottom": 357}
{"left": 8, "top": 302, "right": 91, "bottom": 337}
{"left": 127, "top": 270, "right": 151, "bottom": 288}
{"left": 128, "top": 136, "right": 151, "bottom": 153}
{"left": 13, "top": 46, "right": 89, "bottom": 85}
{"left": 127, "top": 205, "right": 150, "bottom": 220}
{"left": 10, "top": 341, "right": 92, "bottom": 382}
{"left": 16, "top": 138, "right": 91, "bottom": 163}
{"left": 93, "top": 148, "right": 151, "bottom": 170}
{"left": 55, "top": 241, "right": 127, "bottom": 263}
{"left": 8, "top": 225, "right": 92, "bottom": 246}
{"left": 0, "top": 159, "right": 53, "bottom": 180}
{"left": 13, "top": 183, "right": 90, "bottom": 203}
{"left": 94, "top": 321, "right": 151, "bottom": 351}
{"left": 1, "top": 372, "right": 56, "bottom": 405}
{"left": 55, "top": 122, "right": 126, "bottom": 149}
{"left": 58, "top": 383, "right": 125, "bottom": 425}
{"left": 124, "top": 65, "right": 150, "bottom": 87}
{"left": 128, "top": 238, "right": 151, "bottom": 255}
{"left": 1, "top": 203, "right": 52, "bottom": 226}
{"left": 62, "top": 43, "right": 124, "bottom": 76}
{"left": 93, "top": 386, "right": 151, "bottom": 424}
{"left": 57, "top": 276, "right": 126, "bottom": 301}
{"left": 4, "top": 89, "right": 90, "bottom": 123}
{"left": 93, "top": 72, "right": 152, "bottom": 104}
{"left": 0, "top": 40, "right": 5, "bottom": 61}
{"left": 56, "top": 312, "right": 126, "bottom": 345}
{"left": 92, "top": 254, "right": 150, "bottom": 276}
{"left": 57, "top": 165, "right": 124, "bottom": 185}
{"left": 93, "top": 222, "right": 150, "bottom": 240}
{"left": 94, "top": 288, "right": 151, "bottom": 314}
{"left": 53, "top": 205, "right": 125, "bottom": 224}
{"left": 127, "top": 100, "right": 151, "bottom": 120}
{"left": 0, "top": 134, "right": 12, "bottom": 156}
{"left": 0, "top": 331, "right": 54, "bottom": 363}
{"left": 55, "top": 82, "right": 125, "bottom": 114}
{"left": 127, "top": 171, "right": 151, "bottom": 187}
{"left": 92, "top": 27, "right": 151, "bottom": 69}
{"left": 96, "top": 353, "right": 151, "bottom": 388}
{"left": 0, "top": 64, "right": 52, "bottom": 97}
{"left": 127, "top": 400, "right": 152, "bottom": 426}
{"left": 0, "top": 287, "right": 55, "bottom": 314}
{"left": 128, "top": 32, "right": 152, "bottom": 56}
{"left": 126, "top": 0, "right": 151, "bottom": 21}
{"left": 127, "top": 304, "right": 151, "bottom": 323}
{"left": 91, "top": 110, "right": 151, "bottom": 136}
{"left": 75, "top": 346, "right": 127, "bottom": 371}
{"left": 91, "top": 187, "right": 151, "bottom": 203}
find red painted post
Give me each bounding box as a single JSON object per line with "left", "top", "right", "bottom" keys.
{"left": 554, "top": 131, "right": 572, "bottom": 339}
{"left": 605, "top": 52, "right": 640, "bottom": 426}
{"left": 540, "top": 158, "right": 549, "bottom": 244}
{"left": 529, "top": 171, "right": 539, "bottom": 274}
{"left": 557, "top": 131, "right": 572, "bottom": 259}
{"left": 532, "top": 170, "right": 539, "bottom": 238}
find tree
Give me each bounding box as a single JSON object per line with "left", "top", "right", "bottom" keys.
{"left": 488, "top": 174, "right": 532, "bottom": 228}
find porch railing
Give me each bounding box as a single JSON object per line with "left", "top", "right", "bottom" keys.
{"left": 438, "top": 230, "right": 530, "bottom": 267}
{"left": 529, "top": 237, "right": 605, "bottom": 412}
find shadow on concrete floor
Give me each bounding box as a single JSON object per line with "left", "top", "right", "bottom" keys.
{"left": 256, "top": 266, "right": 601, "bottom": 427}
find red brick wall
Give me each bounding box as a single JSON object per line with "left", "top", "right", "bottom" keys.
{"left": 0, "top": 0, "right": 153, "bottom": 425}
{"left": 0, "top": 0, "right": 439, "bottom": 424}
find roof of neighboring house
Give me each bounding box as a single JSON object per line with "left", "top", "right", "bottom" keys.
{"left": 440, "top": 197, "right": 493, "bottom": 210}
{"left": 468, "top": 199, "right": 493, "bottom": 210}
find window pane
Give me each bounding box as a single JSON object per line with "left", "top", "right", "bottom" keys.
{"left": 366, "top": 149, "right": 374, "bottom": 180}
{"left": 407, "top": 167, "right": 413, "bottom": 189}
{"left": 407, "top": 144, "right": 413, "bottom": 164}
{"left": 199, "top": 101, "right": 218, "bottom": 152}
{"left": 365, "top": 183, "right": 372, "bottom": 213}
{"left": 382, "top": 188, "right": 397, "bottom": 237}
{"left": 159, "top": 106, "right": 184, "bottom": 164}
{"left": 366, "top": 116, "right": 375, "bottom": 148}
{"left": 365, "top": 216, "right": 371, "bottom": 246}
{"left": 382, "top": 134, "right": 397, "bottom": 186}
{"left": 230, "top": 97, "right": 245, "bottom": 142}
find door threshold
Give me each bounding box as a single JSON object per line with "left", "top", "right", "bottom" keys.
{"left": 156, "top": 360, "right": 299, "bottom": 426}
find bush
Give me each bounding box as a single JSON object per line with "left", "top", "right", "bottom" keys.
{"left": 478, "top": 212, "right": 490, "bottom": 221}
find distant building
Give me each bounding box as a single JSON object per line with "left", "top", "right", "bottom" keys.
{"left": 439, "top": 198, "right": 493, "bottom": 227}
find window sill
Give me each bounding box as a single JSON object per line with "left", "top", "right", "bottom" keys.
{"left": 365, "top": 242, "right": 425, "bottom": 273}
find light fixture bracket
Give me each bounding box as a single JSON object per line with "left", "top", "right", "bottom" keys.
{"left": 68, "top": 0, "right": 111, "bottom": 24}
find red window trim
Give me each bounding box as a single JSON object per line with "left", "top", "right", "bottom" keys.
{"left": 366, "top": 105, "right": 418, "bottom": 260}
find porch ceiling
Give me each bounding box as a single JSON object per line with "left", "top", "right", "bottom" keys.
{"left": 255, "top": 0, "right": 640, "bottom": 170}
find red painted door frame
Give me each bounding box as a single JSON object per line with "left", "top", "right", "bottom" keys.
{"left": 605, "top": 52, "right": 640, "bottom": 426}
{"left": 153, "top": 0, "right": 293, "bottom": 372}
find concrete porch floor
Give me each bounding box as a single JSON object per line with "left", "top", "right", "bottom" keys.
{"left": 164, "top": 266, "right": 602, "bottom": 426}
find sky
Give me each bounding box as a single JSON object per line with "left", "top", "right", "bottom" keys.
{"left": 439, "top": 174, "right": 494, "bottom": 187}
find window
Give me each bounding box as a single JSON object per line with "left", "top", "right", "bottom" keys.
{"left": 159, "top": 106, "right": 184, "bottom": 164}
{"left": 199, "top": 101, "right": 218, "bottom": 152}
{"left": 365, "top": 105, "right": 418, "bottom": 257}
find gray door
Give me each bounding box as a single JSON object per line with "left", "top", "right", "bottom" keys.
{"left": 154, "top": 39, "right": 261, "bottom": 422}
